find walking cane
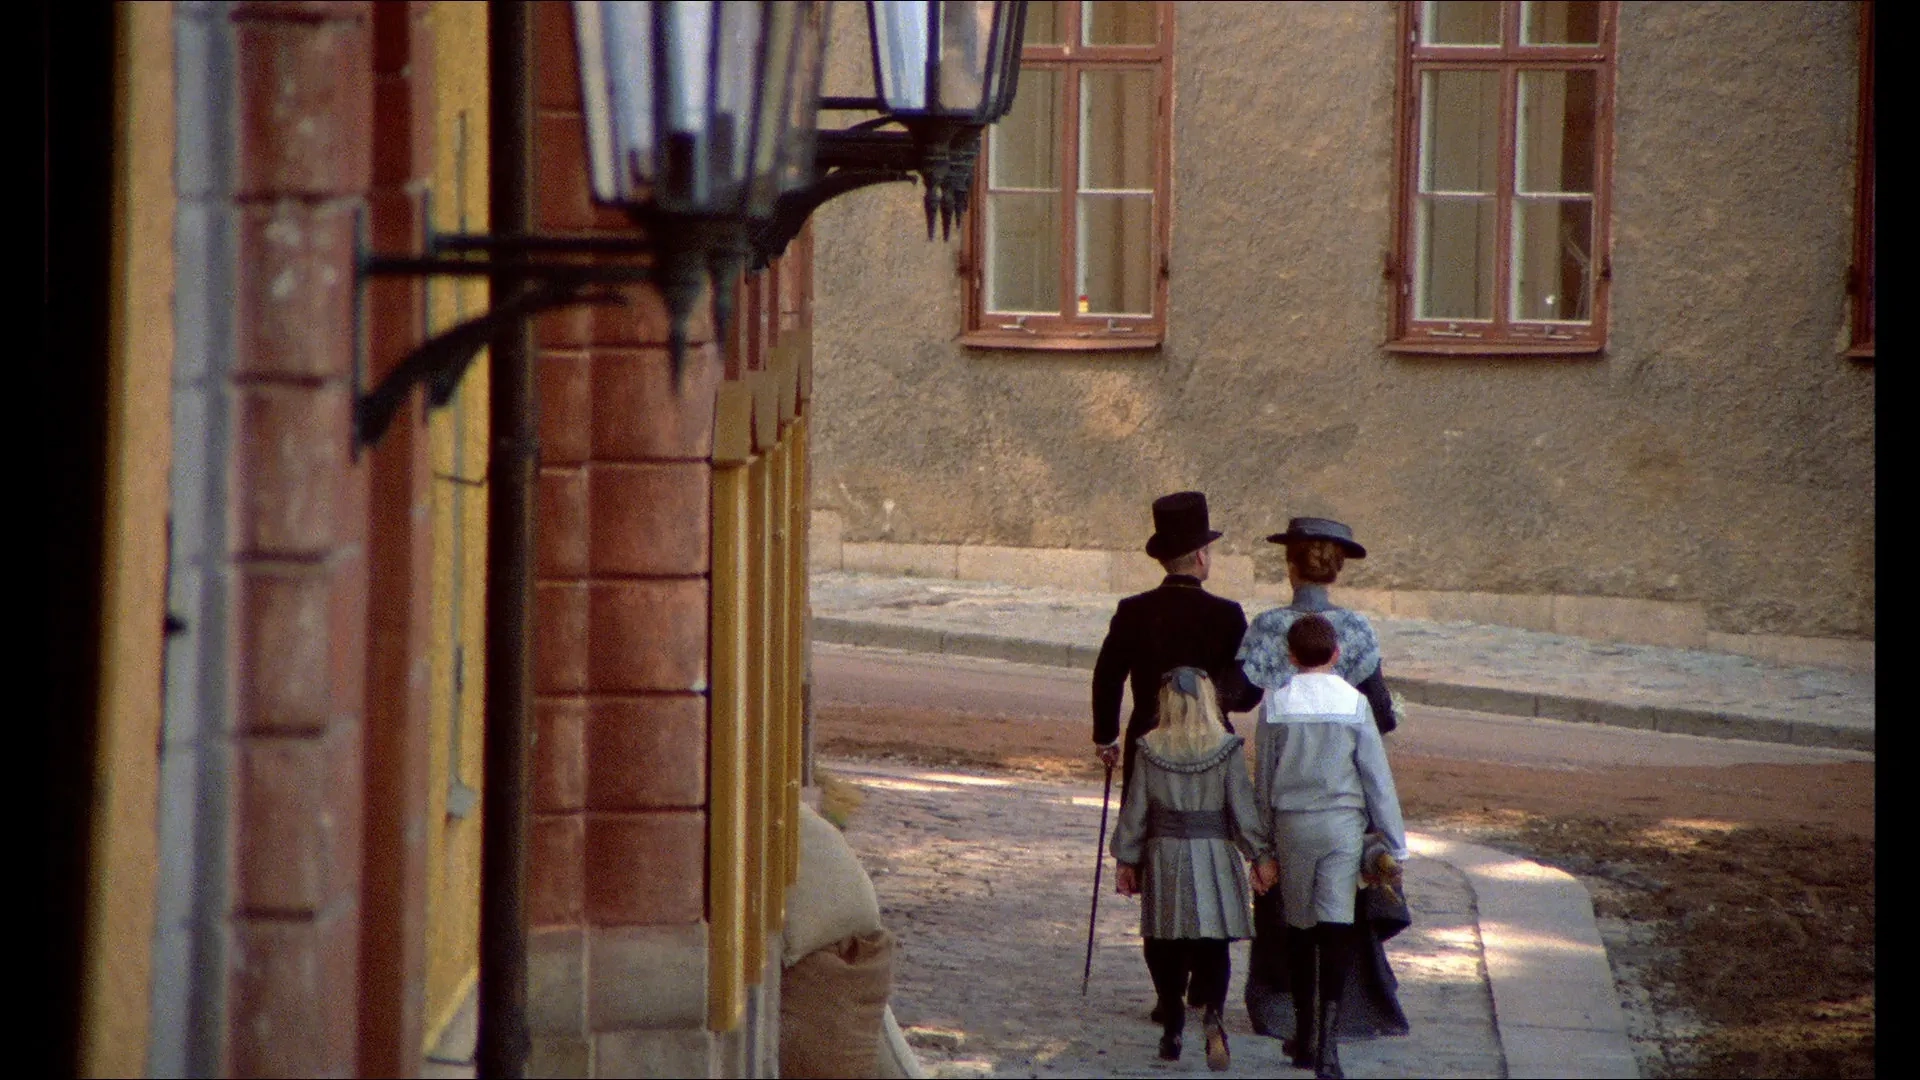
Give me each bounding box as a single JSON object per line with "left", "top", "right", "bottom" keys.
{"left": 1082, "top": 760, "right": 1115, "bottom": 996}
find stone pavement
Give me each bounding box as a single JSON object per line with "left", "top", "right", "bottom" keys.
{"left": 810, "top": 572, "right": 1874, "bottom": 753}
{"left": 828, "top": 759, "right": 1636, "bottom": 1079}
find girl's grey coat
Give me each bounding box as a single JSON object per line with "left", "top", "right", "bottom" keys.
{"left": 1109, "top": 735, "right": 1271, "bottom": 940}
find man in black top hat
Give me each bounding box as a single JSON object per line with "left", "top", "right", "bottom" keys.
{"left": 1092, "top": 492, "right": 1263, "bottom": 797}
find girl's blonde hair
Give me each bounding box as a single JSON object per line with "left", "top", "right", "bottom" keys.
{"left": 1143, "top": 668, "right": 1232, "bottom": 762}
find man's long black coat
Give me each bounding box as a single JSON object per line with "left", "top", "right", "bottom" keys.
{"left": 1091, "top": 574, "right": 1263, "bottom": 792}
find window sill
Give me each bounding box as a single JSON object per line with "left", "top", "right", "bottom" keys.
{"left": 1384, "top": 339, "right": 1604, "bottom": 357}
{"left": 959, "top": 330, "right": 1164, "bottom": 353}
{"left": 1843, "top": 343, "right": 1874, "bottom": 360}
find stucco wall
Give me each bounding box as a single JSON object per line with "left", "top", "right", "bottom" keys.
{"left": 810, "top": 1, "right": 1872, "bottom": 640}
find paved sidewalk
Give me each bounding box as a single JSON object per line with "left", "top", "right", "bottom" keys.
{"left": 830, "top": 759, "right": 1636, "bottom": 1079}
{"left": 810, "top": 572, "right": 1874, "bottom": 752}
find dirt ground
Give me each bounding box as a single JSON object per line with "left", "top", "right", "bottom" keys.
{"left": 816, "top": 703, "right": 1875, "bottom": 1079}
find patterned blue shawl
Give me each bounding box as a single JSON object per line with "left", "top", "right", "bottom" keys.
{"left": 1237, "top": 583, "right": 1382, "bottom": 690}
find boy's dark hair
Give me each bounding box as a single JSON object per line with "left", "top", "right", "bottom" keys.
{"left": 1287, "top": 614, "right": 1338, "bottom": 668}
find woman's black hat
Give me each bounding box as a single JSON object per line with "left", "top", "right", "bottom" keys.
{"left": 1265, "top": 516, "right": 1367, "bottom": 558}
{"left": 1144, "top": 491, "right": 1223, "bottom": 561}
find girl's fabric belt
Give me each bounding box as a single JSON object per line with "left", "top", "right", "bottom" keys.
{"left": 1146, "top": 807, "right": 1230, "bottom": 839}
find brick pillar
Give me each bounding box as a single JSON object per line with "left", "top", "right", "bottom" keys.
{"left": 525, "top": 3, "right": 724, "bottom": 1075}
{"left": 224, "top": 2, "right": 373, "bottom": 1075}
{"left": 359, "top": 1, "right": 436, "bottom": 1073}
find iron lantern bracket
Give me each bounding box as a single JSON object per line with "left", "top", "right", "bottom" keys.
{"left": 748, "top": 116, "right": 988, "bottom": 268}
{"left": 353, "top": 236, "right": 656, "bottom": 450}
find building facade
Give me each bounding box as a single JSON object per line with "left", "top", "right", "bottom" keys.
{"left": 43, "top": 1, "right": 826, "bottom": 1076}
{"left": 809, "top": 0, "right": 1876, "bottom": 669}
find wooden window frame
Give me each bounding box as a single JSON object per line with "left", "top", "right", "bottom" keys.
{"left": 1387, "top": 1, "right": 1618, "bottom": 356}
{"left": 961, "top": 1, "right": 1174, "bottom": 351}
{"left": 1846, "top": 0, "right": 1873, "bottom": 359}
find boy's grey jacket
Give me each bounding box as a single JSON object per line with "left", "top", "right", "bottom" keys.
{"left": 1255, "top": 673, "right": 1408, "bottom": 861}
{"left": 1109, "top": 734, "right": 1272, "bottom": 940}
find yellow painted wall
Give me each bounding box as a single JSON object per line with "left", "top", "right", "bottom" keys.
{"left": 707, "top": 319, "right": 813, "bottom": 1031}
{"left": 708, "top": 462, "right": 750, "bottom": 1031}
{"left": 80, "top": 3, "right": 174, "bottom": 1074}
{"left": 423, "top": 0, "right": 491, "bottom": 1051}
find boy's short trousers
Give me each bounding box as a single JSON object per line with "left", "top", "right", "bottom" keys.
{"left": 1274, "top": 807, "right": 1367, "bottom": 927}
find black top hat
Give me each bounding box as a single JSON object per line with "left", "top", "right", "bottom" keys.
{"left": 1145, "top": 491, "right": 1223, "bottom": 561}
{"left": 1265, "top": 516, "right": 1367, "bottom": 558}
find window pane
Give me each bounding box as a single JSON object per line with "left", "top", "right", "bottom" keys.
{"left": 1083, "top": 1, "right": 1157, "bottom": 46}
{"left": 1422, "top": 1, "right": 1501, "bottom": 46}
{"left": 1081, "top": 70, "right": 1156, "bottom": 191}
{"left": 1420, "top": 70, "right": 1500, "bottom": 194}
{"left": 987, "top": 193, "right": 1062, "bottom": 313}
{"left": 1417, "top": 197, "right": 1496, "bottom": 320}
{"left": 1512, "top": 198, "right": 1593, "bottom": 321}
{"left": 1024, "top": 1, "right": 1062, "bottom": 46}
{"left": 989, "top": 68, "right": 1061, "bottom": 188}
{"left": 1522, "top": 1, "right": 1601, "bottom": 45}
{"left": 1517, "top": 70, "right": 1597, "bottom": 194}
{"left": 1077, "top": 193, "right": 1154, "bottom": 315}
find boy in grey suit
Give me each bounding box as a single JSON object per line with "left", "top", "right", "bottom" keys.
{"left": 1253, "top": 615, "right": 1408, "bottom": 1079}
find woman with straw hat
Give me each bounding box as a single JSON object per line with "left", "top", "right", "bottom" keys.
{"left": 1236, "top": 517, "right": 1412, "bottom": 1066}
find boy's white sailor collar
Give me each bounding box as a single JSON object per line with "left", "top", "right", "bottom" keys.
{"left": 1267, "top": 671, "right": 1362, "bottom": 722}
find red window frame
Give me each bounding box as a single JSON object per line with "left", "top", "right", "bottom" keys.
{"left": 1847, "top": 0, "right": 1874, "bottom": 359}
{"left": 1388, "top": 1, "right": 1618, "bottom": 356}
{"left": 961, "top": 1, "right": 1174, "bottom": 351}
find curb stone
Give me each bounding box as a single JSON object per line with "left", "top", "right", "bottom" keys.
{"left": 1412, "top": 834, "right": 1640, "bottom": 1079}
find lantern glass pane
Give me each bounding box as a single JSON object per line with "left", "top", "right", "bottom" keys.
{"left": 664, "top": 3, "right": 713, "bottom": 134}
{"left": 938, "top": 1, "right": 995, "bottom": 114}
{"left": 751, "top": 1, "right": 798, "bottom": 207}
{"left": 980, "top": 0, "right": 1023, "bottom": 121}
{"left": 660, "top": 1, "right": 716, "bottom": 206}
{"left": 577, "top": 0, "right": 817, "bottom": 218}
{"left": 873, "top": 1, "right": 931, "bottom": 111}
{"left": 598, "top": 2, "right": 659, "bottom": 200}
{"left": 713, "top": 0, "right": 764, "bottom": 199}
{"left": 780, "top": 2, "right": 831, "bottom": 193}
{"left": 574, "top": 1, "right": 631, "bottom": 201}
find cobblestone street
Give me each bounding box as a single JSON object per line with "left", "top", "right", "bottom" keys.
{"left": 830, "top": 759, "right": 1506, "bottom": 1079}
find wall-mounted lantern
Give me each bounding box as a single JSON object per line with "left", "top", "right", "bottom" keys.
{"left": 354, "top": 0, "right": 1026, "bottom": 449}
{"left": 753, "top": 0, "right": 1028, "bottom": 260}
{"left": 573, "top": 0, "right": 832, "bottom": 365}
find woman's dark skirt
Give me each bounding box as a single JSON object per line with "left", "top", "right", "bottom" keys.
{"left": 1244, "top": 885, "right": 1411, "bottom": 1038}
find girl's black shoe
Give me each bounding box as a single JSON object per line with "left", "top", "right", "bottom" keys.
{"left": 1158, "top": 1032, "right": 1182, "bottom": 1061}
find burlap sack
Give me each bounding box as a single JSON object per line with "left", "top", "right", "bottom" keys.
{"left": 779, "top": 929, "right": 896, "bottom": 1079}
{"left": 784, "top": 802, "right": 885, "bottom": 965}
